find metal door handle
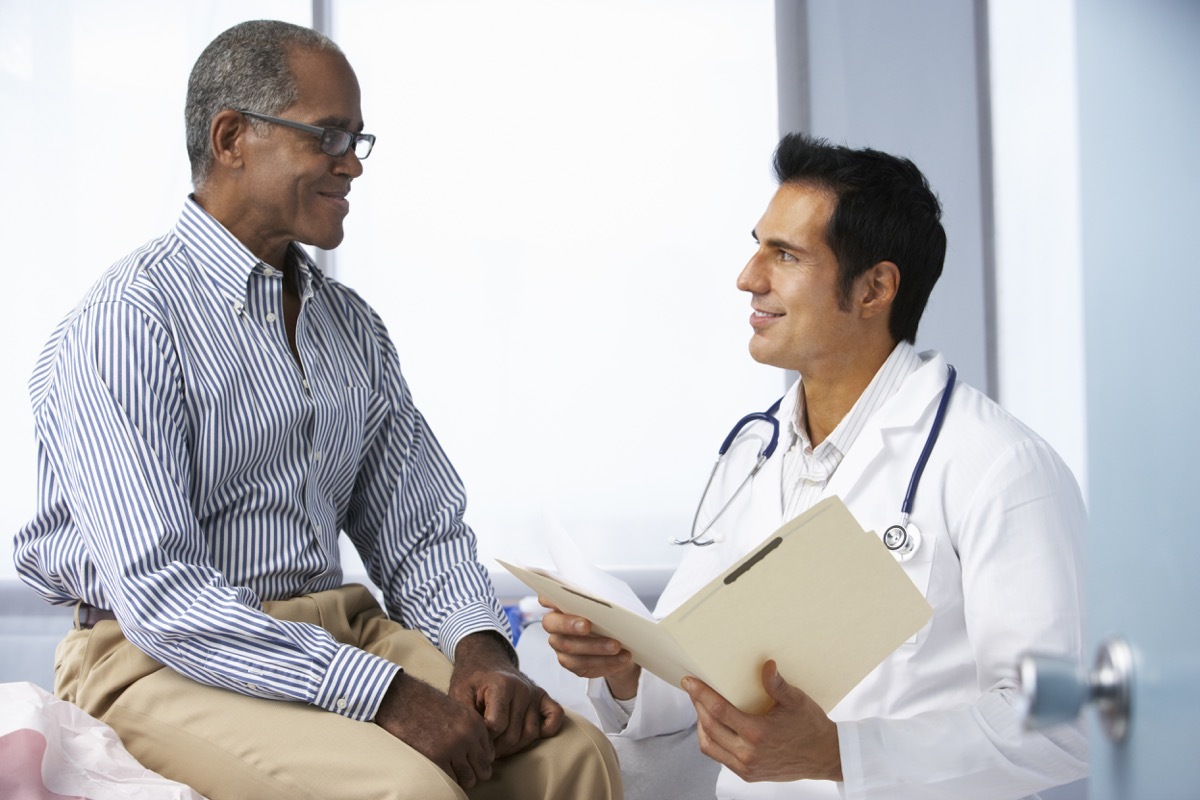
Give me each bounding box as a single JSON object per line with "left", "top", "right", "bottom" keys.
{"left": 1017, "top": 635, "right": 1133, "bottom": 743}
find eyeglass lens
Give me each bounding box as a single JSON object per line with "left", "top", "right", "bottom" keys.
{"left": 319, "top": 129, "right": 373, "bottom": 159}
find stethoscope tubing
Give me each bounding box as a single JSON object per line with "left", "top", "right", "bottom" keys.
{"left": 898, "top": 364, "right": 956, "bottom": 520}
{"left": 718, "top": 410, "right": 782, "bottom": 459}
{"left": 677, "top": 397, "right": 784, "bottom": 547}
{"left": 679, "top": 364, "right": 956, "bottom": 549}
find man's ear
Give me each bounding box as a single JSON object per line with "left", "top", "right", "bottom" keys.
{"left": 209, "top": 109, "right": 250, "bottom": 172}
{"left": 858, "top": 260, "right": 899, "bottom": 320}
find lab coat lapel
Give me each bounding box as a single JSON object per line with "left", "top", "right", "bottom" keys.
{"left": 823, "top": 353, "right": 950, "bottom": 506}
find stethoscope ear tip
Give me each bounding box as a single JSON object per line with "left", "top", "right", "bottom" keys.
{"left": 669, "top": 534, "right": 724, "bottom": 546}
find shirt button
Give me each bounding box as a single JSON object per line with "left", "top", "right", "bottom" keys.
{"left": 336, "top": 698, "right": 348, "bottom": 711}
{"left": 266, "top": 312, "right": 277, "bottom": 323}
{"left": 313, "top": 450, "right": 323, "bottom": 461}
{"left": 263, "top": 266, "right": 276, "bottom": 277}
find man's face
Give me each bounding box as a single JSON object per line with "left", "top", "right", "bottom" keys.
{"left": 237, "top": 47, "right": 365, "bottom": 259}
{"left": 736, "top": 183, "right": 860, "bottom": 374}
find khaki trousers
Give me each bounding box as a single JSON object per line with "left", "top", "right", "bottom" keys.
{"left": 55, "top": 584, "right": 622, "bottom": 800}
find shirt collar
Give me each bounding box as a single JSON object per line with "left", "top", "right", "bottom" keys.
{"left": 174, "top": 197, "right": 324, "bottom": 304}
{"left": 787, "top": 340, "right": 924, "bottom": 457}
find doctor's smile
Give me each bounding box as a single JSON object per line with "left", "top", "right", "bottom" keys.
{"left": 749, "top": 308, "right": 785, "bottom": 328}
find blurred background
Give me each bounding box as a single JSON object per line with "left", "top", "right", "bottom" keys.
{"left": 0, "top": 0, "right": 1087, "bottom": 584}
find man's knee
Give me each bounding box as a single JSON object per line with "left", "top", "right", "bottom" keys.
{"left": 473, "top": 711, "right": 623, "bottom": 800}
{"left": 556, "top": 711, "right": 623, "bottom": 799}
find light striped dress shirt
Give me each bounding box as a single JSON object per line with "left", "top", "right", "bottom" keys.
{"left": 781, "top": 342, "right": 923, "bottom": 519}
{"left": 14, "top": 198, "right": 510, "bottom": 721}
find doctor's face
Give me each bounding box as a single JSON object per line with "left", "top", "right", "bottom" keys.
{"left": 736, "top": 184, "right": 858, "bottom": 374}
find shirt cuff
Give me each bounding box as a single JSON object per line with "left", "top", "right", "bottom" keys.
{"left": 587, "top": 676, "right": 634, "bottom": 733}
{"left": 313, "top": 643, "right": 402, "bottom": 721}
{"left": 614, "top": 693, "right": 637, "bottom": 717}
{"left": 835, "top": 720, "right": 863, "bottom": 800}
{"left": 438, "top": 602, "right": 513, "bottom": 662}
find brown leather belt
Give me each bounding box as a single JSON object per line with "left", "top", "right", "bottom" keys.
{"left": 76, "top": 603, "right": 118, "bottom": 629}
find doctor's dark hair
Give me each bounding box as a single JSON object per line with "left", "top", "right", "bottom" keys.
{"left": 772, "top": 133, "right": 946, "bottom": 345}
{"left": 185, "top": 20, "right": 341, "bottom": 188}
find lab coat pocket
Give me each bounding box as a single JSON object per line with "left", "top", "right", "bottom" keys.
{"left": 893, "top": 528, "right": 937, "bottom": 646}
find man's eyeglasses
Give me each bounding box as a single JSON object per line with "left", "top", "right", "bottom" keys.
{"left": 236, "top": 109, "right": 375, "bottom": 159}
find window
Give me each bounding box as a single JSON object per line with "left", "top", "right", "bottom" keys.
{"left": 0, "top": 1, "right": 780, "bottom": 580}
{"left": 333, "top": 1, "right": 781, "bottom": 570}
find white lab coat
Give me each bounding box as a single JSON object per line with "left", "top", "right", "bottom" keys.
{"left": 589, "top": 351, "right": 1088, "bottom": 799}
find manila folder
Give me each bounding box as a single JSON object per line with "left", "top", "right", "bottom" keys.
{"left": 500, "top": 496, "right": 932, "bottom": 715}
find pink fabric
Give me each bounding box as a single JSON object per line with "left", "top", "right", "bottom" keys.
{"left": 0, "top": 683, "right": 205, "bottom": 800}
{"left": 0, "top": 728, "right": 87, "bottom": 800}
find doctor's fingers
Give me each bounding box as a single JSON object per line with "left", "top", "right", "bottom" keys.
{"left": 688, "top": 688, "right": 754, "bottom": 772}
{"left": 692, "top": 713, "right": 748, "bottom": 777}
{"left": 543, "top": 617, "right": 624, "bottom": 656}
{"left": 539, "top": 606, "right": 599, "bottom": 637}
{"left": 548, "top": 638, "right": 634, "bottom": 679}
{"left": 545, "top": 628, "right": 629, "bottom": 660}
{"left": 540, "top": 610, "right": 635, "bottom": 675}
{"left": 694, "top": 713, "right": 794, "bottom": 784}
{"left": 683, "top": 677, "right": 755, "bottom": 741}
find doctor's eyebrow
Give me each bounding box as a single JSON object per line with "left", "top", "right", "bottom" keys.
{"left": 754, "top": 230, "right": 808, "bottom": 255}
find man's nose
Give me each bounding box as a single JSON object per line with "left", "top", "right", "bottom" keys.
{"left": 737, "top": 253, "right": 768, "bottom": 293}
{"left": 333, "top": 150, "right": 364, "bottom": 179}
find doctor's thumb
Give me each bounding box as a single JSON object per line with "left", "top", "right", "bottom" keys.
{"left": 761, "top": 660, "right": 796, "bottom": 704}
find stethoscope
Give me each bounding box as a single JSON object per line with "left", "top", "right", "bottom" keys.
{"left": 675, "top": 365, "right": 957, "bottom": 561}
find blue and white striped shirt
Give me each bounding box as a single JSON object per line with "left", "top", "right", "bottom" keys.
{"left": 15, "top": 198, "right": 510, "bottom": 721}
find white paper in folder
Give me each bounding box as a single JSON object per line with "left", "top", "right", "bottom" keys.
{"left": 498, "top": 496, "right": 932, "bottom": 715}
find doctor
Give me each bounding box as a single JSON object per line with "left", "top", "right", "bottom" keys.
{"left": 542, "top": 134, "right": 1088, "bottom": 798}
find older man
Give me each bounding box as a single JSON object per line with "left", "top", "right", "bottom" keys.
{"left": 15, "top": 19, "right": 620, "bottom": 800}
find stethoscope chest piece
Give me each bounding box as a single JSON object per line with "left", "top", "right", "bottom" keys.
{"left": 883, "top": 522, "right": 921, "bottom": 563}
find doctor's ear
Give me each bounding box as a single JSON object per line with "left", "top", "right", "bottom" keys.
{"left": 857, "top": 261, "right": 900, "bottom": 320}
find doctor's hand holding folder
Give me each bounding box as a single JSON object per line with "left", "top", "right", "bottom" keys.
{"left": 499, "top": 496, "right": 932, "bottom": 716}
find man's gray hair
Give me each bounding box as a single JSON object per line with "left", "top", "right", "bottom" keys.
{"left": 185, "top": 19, "right": 341, "bottom": 187}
